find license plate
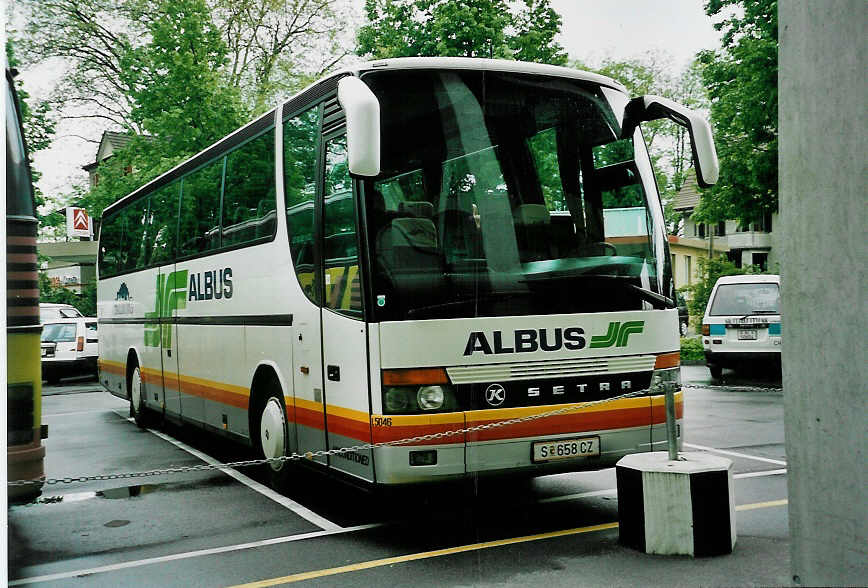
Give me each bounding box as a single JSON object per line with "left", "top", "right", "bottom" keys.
{"left": 738, "top": 329, "right": 758, "bottom": 340}
{"left": 532, "top": 437, "right": 600, "bottom": 462}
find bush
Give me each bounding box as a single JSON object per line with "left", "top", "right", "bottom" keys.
{"left": 680, "top": 336, "right": 704, "bottom": 362}
{"left": 39, "top": 274, "right": 97, "bottom": 316}
{"left": 679, "top": 256, "right": 764, "bottom": 328}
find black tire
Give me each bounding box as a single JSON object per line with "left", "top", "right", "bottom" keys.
{"left": 256, "top": 386, "right": 293, "bottom": 489}
{"left": 128, "top": 363, "right": 150, "bottom": 428}
{"left": 709, "top": 364, "right": 723, "bottom": 380}
{"left": 45, "top": 371, "right": 61, "bottom": 385}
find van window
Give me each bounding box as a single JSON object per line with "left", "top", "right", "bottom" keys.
{"left": 709, "top": 283, "right": 780, "bottom": 316}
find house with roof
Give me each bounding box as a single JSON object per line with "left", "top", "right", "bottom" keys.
{"left": 671, "top": 171, "right": 778, "bottom": 288}
{"left": 82, "top": 130, "right": 138, "bottom": 189}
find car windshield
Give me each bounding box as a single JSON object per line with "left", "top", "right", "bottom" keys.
{"left": 709, "top": 283, "right": 781, "bottom": 316}
{"left": 42, "top": 323, "right": 77, "bottom": 342}
{"left": 361, "top": 69, "right": 670, "bottom": 321}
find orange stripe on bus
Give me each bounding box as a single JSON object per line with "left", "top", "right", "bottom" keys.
{"left": 326, "top": 412, "right": 371, "bottom": 442}
{"left": 98, "top": 360, "right": 126, "bottom": 375}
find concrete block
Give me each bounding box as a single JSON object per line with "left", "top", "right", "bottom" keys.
{"left": 617, "top": 451, "right": 735, "bottom": 556}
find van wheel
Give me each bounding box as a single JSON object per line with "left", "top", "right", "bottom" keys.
{"left": 129, "top": 364, "right": 150, "bottom": 428}
{"left": 258, "top": 391, "right": 292, "bottom": 489}
{"left": 709, "top": 364, "right": 723, "bottom": 380}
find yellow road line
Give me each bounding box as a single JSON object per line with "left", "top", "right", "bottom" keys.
{"left": 231, "top": 522, "right": 618, "bottom": 587}
{"left": 231, "top": 498, "right": 788, "bottom": 587}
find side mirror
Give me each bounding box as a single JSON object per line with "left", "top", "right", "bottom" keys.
{"left": 337, "top": 76, "right": 381, "bottom": 177}
{"left": 625, "top": 95, "right": 719, "bottom": 188}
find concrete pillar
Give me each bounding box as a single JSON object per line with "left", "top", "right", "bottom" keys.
{"left": 779, "top": 2, "right": 867, "bottom": 585}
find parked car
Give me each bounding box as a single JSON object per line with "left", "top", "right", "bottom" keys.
{"left": 40, "top": 317, "right": 98, "bottom": 384}
{"left": 39, "top": 303, "right": 83, "bottom": 322}
{"left": 676, "top": 293, "right": 689, "bottom": 336}
{"left": 702, "top": 274, "right": 781, "bottom": 380}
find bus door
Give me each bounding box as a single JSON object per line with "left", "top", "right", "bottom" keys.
{"left": 148, "top": 183, "right": 184, "bottom": 419}
{"left": 318, "top": 133, "right": 374, "bottom": 481}
{"left": 156, "top": 262, "right": 183, "bottom": 419}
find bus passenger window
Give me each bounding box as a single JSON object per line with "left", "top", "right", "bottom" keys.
{"left": 222, "top": 128, "right": 276, "bottom": 247}
{"left": 178, "top": 157, "right": 224, "bottom": 257}
{"left": 148, "top": 182, "right": 180, "bottom": 265}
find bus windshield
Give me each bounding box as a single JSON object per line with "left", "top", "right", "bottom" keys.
{"left": 361, "top": 69, "right": 671, "bottom": 321}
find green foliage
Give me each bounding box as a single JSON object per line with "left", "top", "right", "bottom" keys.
{"left": 680, "top": 336, "right": 704, "bottom": 362}
{"left": 73, "top": 0, "right": 246, "bottom": 219}
{"left": 38, "top": 274, "right": 97, "bottom": 316}
{"left": 695, "top": 0, "right": 777, "bottom": 224}
{"left": 357, "top": 0, "right": 567, "bottom": 65}
{"left": 679, "top": 256, "right": 763, "bottom": 324}
{"left": 121, "top": 0, "right": 245, "bottom": 154}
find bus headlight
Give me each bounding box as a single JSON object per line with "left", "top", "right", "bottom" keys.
{"left": 384, "top": 387, "right": 410, "bottom": 413}
{"left": 417, "top": 386, "right": 446, "bottom": 410}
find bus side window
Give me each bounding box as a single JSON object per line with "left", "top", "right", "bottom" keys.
{"left": 178, "top": 157, "right": 224, "bottom": 258}
{"left": 148, "top": 181, "right": 181, "bottom": 265}
{"left": 284, "top": 106, "right": 320, "bottom": 305}
{"left": 222, "top": 127, "right": 276, "bottom": 247}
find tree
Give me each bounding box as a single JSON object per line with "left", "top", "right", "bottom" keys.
{"left": 694, "top": 0, "right": 777, "bottom": 224}
{"left": 357, "top": 0, "right": 567, "bottom": 65}
{"left": 74, "top": 0, "right": 247, "bottom": 218}
{"left": 211, "top": 0, "right": 352, "bottom": 113}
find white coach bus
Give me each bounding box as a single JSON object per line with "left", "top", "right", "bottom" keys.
{"left": 97, "top": 57, "right": 718, "bottom": 487}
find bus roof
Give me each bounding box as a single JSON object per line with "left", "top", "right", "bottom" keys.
{"left": 102, "top": 58, "right": 628, "bottom": 219}
{"left": 345, "top": 57, "right": 628, "bottom": 94}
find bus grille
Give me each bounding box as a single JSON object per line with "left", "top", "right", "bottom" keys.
{"left": 447, "top": 355, "right": 656, "bottom": 384}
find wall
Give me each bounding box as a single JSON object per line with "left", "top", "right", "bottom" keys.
{"left": 779, "top": 2, "right": 867, "bottom": 585}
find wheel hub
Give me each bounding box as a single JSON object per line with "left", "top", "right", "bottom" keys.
{"left": 260, "top": 398, "right": 286, "bottom": 470}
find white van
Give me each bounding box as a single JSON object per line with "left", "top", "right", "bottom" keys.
{"left": 40, "top": 317, "right": 99, "bottom": 384}
{"left": 702, "top": 274, "right": 781, "bottom": 379}
{"left": 39, "top": 303, "right": 83, "bottom": 322}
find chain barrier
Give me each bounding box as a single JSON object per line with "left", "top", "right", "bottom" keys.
{"left": 682, "top": 382, "right": 783, "bottom": 393}
{"left": 8, "top": 381, "right": 782, "bottom": 489}
{"left": 8, "top": 389, "right": 650, "bottom": 489}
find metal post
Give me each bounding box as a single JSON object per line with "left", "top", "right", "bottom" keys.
{"left": 665, "top": 382, "right": 679, "bottom": 461}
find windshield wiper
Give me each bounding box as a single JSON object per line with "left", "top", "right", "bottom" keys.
{"left": 739, "top": 309, "right": 779, "bottom": 319}
{"left": 626, "top": 283, "right": 675, "bottom": 309}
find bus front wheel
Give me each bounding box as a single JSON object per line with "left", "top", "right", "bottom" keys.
{"left": 258, "top": 392, "right": 292, "bottom": 489}
{"left": 129, "top": 364, "right": 150, "bottom": 428}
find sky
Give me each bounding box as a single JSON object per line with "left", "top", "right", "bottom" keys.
{"left": 21, "top": 0, "right": 722, "bottom": 208}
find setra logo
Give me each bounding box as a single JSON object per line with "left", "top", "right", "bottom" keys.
{"left": 484, "top": 384, "right": 506, "bottom": 407}
{"left": 589, "top": 321, "right": 645, "bottom": 348}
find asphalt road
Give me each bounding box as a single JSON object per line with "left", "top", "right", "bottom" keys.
{"left": 7, "top": 366, "right": 790, "bottom": 587}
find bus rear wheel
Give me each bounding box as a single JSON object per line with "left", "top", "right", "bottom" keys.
{"left": 258, "top": 392, "right": 292, "bottom": 489}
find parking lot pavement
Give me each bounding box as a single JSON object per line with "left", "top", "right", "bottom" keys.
{"left": 41, "top": 375, "right": 104, "bottom": 396}
{"left": 9, "top": 371, "right": 791, "bottom": 587}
